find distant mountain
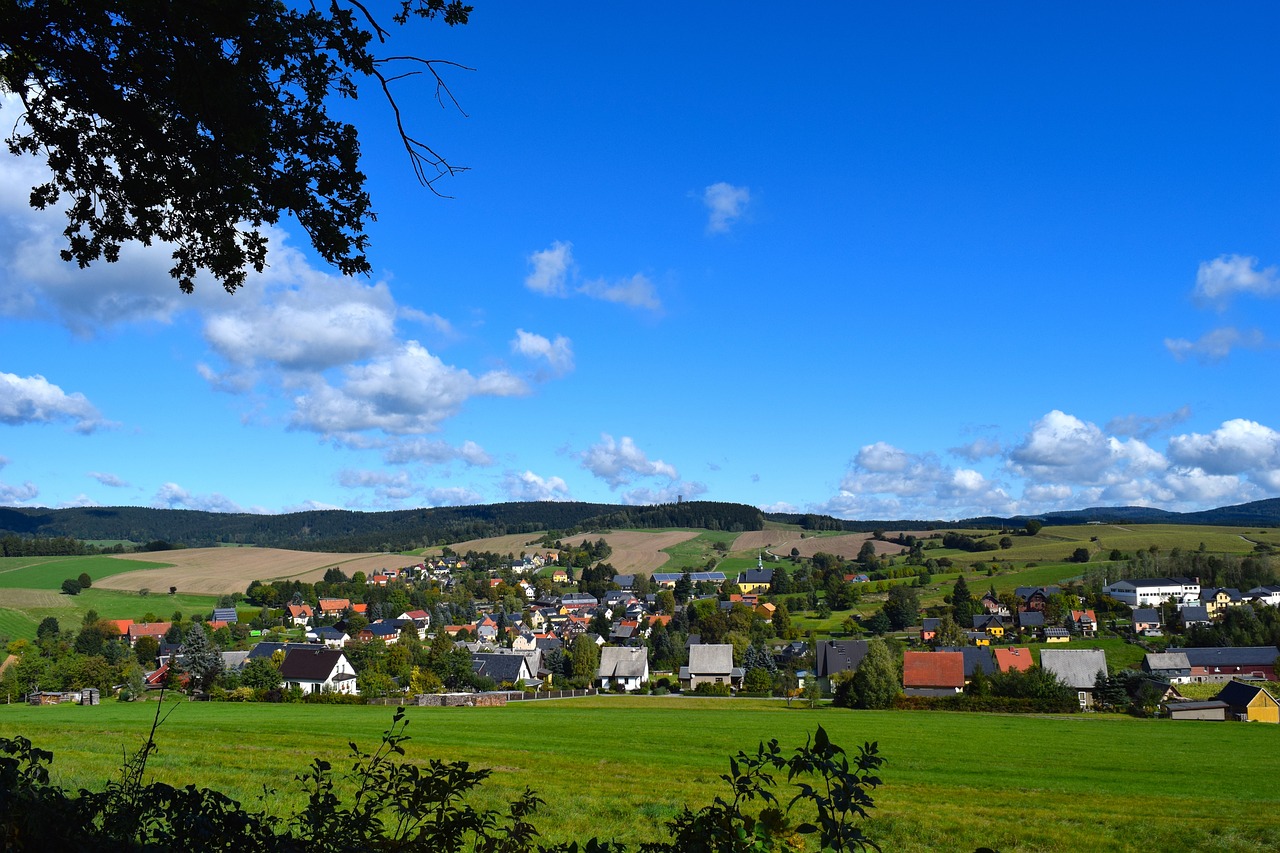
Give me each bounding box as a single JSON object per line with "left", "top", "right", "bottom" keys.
{"left": 0, "top": 500, "right": 764, "bottom": 552}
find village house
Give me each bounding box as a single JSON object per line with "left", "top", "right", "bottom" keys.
{"left": 318, "top": 598, "right": 351, "bottom": 618}
{"left": 596, "top": 647, "right": 649, "bottom": 691}
{"left": 471, "top": 652, "right": 534, "bottom": 687}
{"left": 902, "top": 651, "right": 964, "bottom": 696}
{"left": 1070, "top": 609, "right": 1098, "bottom": 637}
{"left": 971, "top": 613, "right": 1005, "bottom": 639}
{"left": 1142, "top": 652, "right": 1191, "bottom": 683}
{"left": 286, "top": 603, "right": 314, "bottom": 627}
{"left": 1200, "top": 587, "right": 1244, "bottom": 618}
{"left": 920, "top": 618, "right": 939, "bottom": 644}
{"left": 279, "top": 648, "right": 358, "bottom": 696}
{"left": 1040, "top": 649, "right": 1107, "bottom": 709}
{"left": 993, "top": 647, "right": 1034, "bottom": 672}
{"left": 127, "top": 622, "right": 171, "bottom": 648}
{"left": 680, "top": 644, "right": 741, "bottom": 691}
{"left": 1131, "top": 609, "right": 1162, "bottom": 636}
{"left": 814, "top": 640, "right": 869, "bottom": 690}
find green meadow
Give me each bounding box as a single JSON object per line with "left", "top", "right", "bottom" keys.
{"left": 0, "top": 554, "right": 163, "bottom": 589}
{"left": 1, "top": 696, "right": 1276, "bottom": 852}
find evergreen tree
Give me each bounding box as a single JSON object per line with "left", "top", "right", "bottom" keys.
{"left": 849, "top": 638, "right": 899, "bottom": 709}
{"left": 951, "top": 575, "right": 976, "bottom": 624}
{"left": 179, "top": 622, "right": 222, "bottom": 694}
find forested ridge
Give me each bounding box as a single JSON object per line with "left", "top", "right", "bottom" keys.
{"left": 0, "top": 501, "right": 764, "bottom": 552}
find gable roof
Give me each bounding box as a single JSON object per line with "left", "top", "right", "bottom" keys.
{"left": 212, "top": 607, "right": 238, "bottom": 623}
{"left": 279, "top": 648, "right": 348, "bottom": 681}
{"left": 471, "top": 652, "right": 531, "bottom": 684}
{"left": 902, "top": 651, "right": 964, "bottom": 689}
{"left": 598, "top": 647, "right": 648, "bottom": 679}
{"left": 687, "top": 644, "right": 734, "bottom": 675}
{"left": 1143, "top": 652, "right": 1190, "bottom": 671}
{"left": 1039, "top": 649, "right": 1107, "bottom": 689}
{"left": 815, "top": 640, "right": 869, "bottom": 677}
{"left": 936, "top": 646, "right": 996, "bottom": 678}
{"left": 1215, "top": 680, "right": 1277, "bottom": 707}
{"left": 1132, "top": 609, "right": 1160, "bottom": 622}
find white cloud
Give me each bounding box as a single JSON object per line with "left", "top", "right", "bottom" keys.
{"left": 381, "top": 438, "right": 493, "bottom": 467}
{"left": 0, "top": 372, "right": 106, "bottom": 433}
{"left": 502, "top": 469, "right": 571, "bottom": 502}
{"left": 0, "top": 479, "right": 39, "bottom": 504}
{"left": 819, "top": 442, "right": 1014, "bottom": 520}
{"left": 1194, "top": 254, "right": 1280, "bottom": 308}
{"left": 88, "top": 471, "right": 129, "bottom": 488}
{"left": 525, "top": 241, "right": 574, "bottom": 296}
{"left": 581, "top": 434, "right": 678, "bottom": 489}
{"left": 703, "top": 182, "right": 751, "bottom": 234}
{"left": 1165, "top": 327, "right": 1266, "bottom": 363}
{"left": 58, "top": 494, "right": 99, "bottom": 508}
{"left": 421, "top": 486, "right": 484, "bottom": 506}
{"left": 290, "top": 341, "right": 527, "bottom": 436}
{"left": 512, "top": 329, "right": 574, "bottom": 375}
{"left": 1167, "top": 419, "right": 1280, "bottom": 476}
{"left": 337, "top": 469, "right": 417, "bottom": 502}
{"left": 151, "top": 482, "right": 248, "bottom": 513}
{"left": 282, "top": 499, "right": 343, "bottom": 512}
{"left": 1007, "top": 410, "right": 1166, "bottom": 485}
{"left": 623, "top": 481, "right": 708, "bottom": 505}
{"left": 524, "top": 241, "right": 662, "bottom": 311}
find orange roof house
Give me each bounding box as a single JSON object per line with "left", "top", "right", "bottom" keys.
{"left": 993, "top": 647, "right": 1034, "bottom": 673}
{"left": 127, "top": 622, "right": 172, "bottom": 647}
{"left": 318, "top": 598, "right": 351, "bottom": 615}
{"left": 902, "top": 650, "right": 965, "bottom": 696}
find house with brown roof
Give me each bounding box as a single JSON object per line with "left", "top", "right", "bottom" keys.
{"left": 286, "top": 603, "right": 314, "bottom": 627}
{"left": 279, "top": 648, "right": 358, "bottom": 696}
{"left": 902, "top": 651, "right": 964, "bottom": 696}
{"left": 127, "top": 622, "right": 171, "bottom": 647}
{"left": 318, "top": 598, "right": 351, "bottom": 617}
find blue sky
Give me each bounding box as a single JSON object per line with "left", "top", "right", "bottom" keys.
{"left": 3, "top": 3, "right": 1280, "bottom": 520}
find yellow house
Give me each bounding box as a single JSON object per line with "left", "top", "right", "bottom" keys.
{"left": 1217, "top": 681, "right": 1279, "bottom": 723}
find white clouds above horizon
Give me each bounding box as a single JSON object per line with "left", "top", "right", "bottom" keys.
{"left": 809, "top": 410, "right": 1280, "bottom": 520}
{"left": 581, "top": 434, "right": 678, "bottom": 489}
{"left": 703, "top": 182, "right": 751, "bottom": 234}
{"left": 512, "top": 329, "right": 574, "bottom": 376}
{"left": 0, "top": 371, "right": 106, "bottom": 433}
{"left": 88, "top": 471, "right": 129, "bottom": 488}
{"left": 502, "top": 469, "right": 571, "bottom": 502}
{"left": 1194, "top": 254, "right": 1280, "bottom": 308}
{"left": 151, "top": 482, "right": 257, "bottom": 514}
{"left": 523, "top": 241, "right": 662, "bottom": 312}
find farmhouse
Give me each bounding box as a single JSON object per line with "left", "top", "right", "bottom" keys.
{"left": 127, "top": 622, "right": 171, "bottom": 647}
{"left": 814, "top": 640, "right": 869, "bottom": 686}
{"left": 1142, "top": 652, "right": 1191, "bottom": 683}
{"left": 279, "top": 648, "right": 358, "bottom": 696}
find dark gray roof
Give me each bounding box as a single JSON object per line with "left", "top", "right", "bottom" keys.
{"left": 612, "top": 574, "right": 636, "bottom": 588}
{"left": 815, "top": 640, "right": 869, "bottom": 677}
{"left": 279, "top": 648, "right": 347, "bottom": 681}
{"left": 921, "top": 618, "right": 940, "bottom": 632}
{"left": 1132, "top": 609, "right": 1160, "bottom": 622}
{"left": 1018, "top": 611, "right": 1045, "bottom": 628}
{"left": 248, "top": 642, "right": 318, "bottom": 661}
{"left": 212, "top": 608, "right": 238, "bottom": 623}
{"left": 936, "top": 646, "right": 996, "bottom": 678}
{"left": 1180, "top": 646, "right": 1279, "bottom": 667}
{"left": 471, "top": 653, "right": 530, "bottom": 684}
{"left": 1180, "top": 606, "right": 1211, "bottom": 622}
{"left": 737, "top": 568, "right": 773, "bottom": 585}
{"left": 1216, "top": 680, "right": 1277, "bottom": 706}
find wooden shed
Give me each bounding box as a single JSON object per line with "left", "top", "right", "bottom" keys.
{"left": 1215, "top": 680, "right": 1280, "bottom": 723}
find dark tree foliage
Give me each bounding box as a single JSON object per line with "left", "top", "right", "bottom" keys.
{"left": 0, "top": 0, "right": 473, "bottom": 293}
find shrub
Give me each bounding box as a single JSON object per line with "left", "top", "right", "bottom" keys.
{"left": 693, "top": 682, "right": 732, "bottom": 696}
{"left": 59, "top": 578, "right": 81, "bottom": 596}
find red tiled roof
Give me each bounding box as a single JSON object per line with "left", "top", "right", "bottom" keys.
{"left": 351, "top": 603, "right": 367, "bottom": 614}
{"left": 318, "top": 598, "right": 350, "bottom": 612}
{"left": 994, "top": 647, "right": 1034, "bottom": 672}
{"left": 902, "top": 651, "right": 965, "bottom": 689}
{"left": 129, "top": 622, "right": 172, "bottom": 639}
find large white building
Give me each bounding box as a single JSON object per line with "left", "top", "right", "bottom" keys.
{"left": 1102, "top": 577, "right": 1200, "bottom": 608}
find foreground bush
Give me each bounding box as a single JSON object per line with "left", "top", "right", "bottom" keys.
{"left": 0, "top": 706, "right": 884, "bottom": 852}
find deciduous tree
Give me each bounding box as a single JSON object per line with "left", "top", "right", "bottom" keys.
{"left": 1, "top": 0, "right": 473, "bottom": 293}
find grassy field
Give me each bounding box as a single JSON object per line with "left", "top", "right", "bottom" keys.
{"left": 0, "top": 555, "right": 164, "bottom": 589}
{"left": 0, "top": 588, "right": 220, "bottom": 641}
{"left": 0, "top": 697, "right": 1276, "bottom": 851}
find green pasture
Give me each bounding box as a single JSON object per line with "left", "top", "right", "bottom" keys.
{"left": 0, "top": 555, "right": 164, "bottom": 590}
{"left": 0, "top": 589, "right": 220, "bottom": 641}
{"left": 0, "top": 697, "right": 1276, "bottom": 851}
{"left": 657, "top": 530, "right": 733, "bottom": 569}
